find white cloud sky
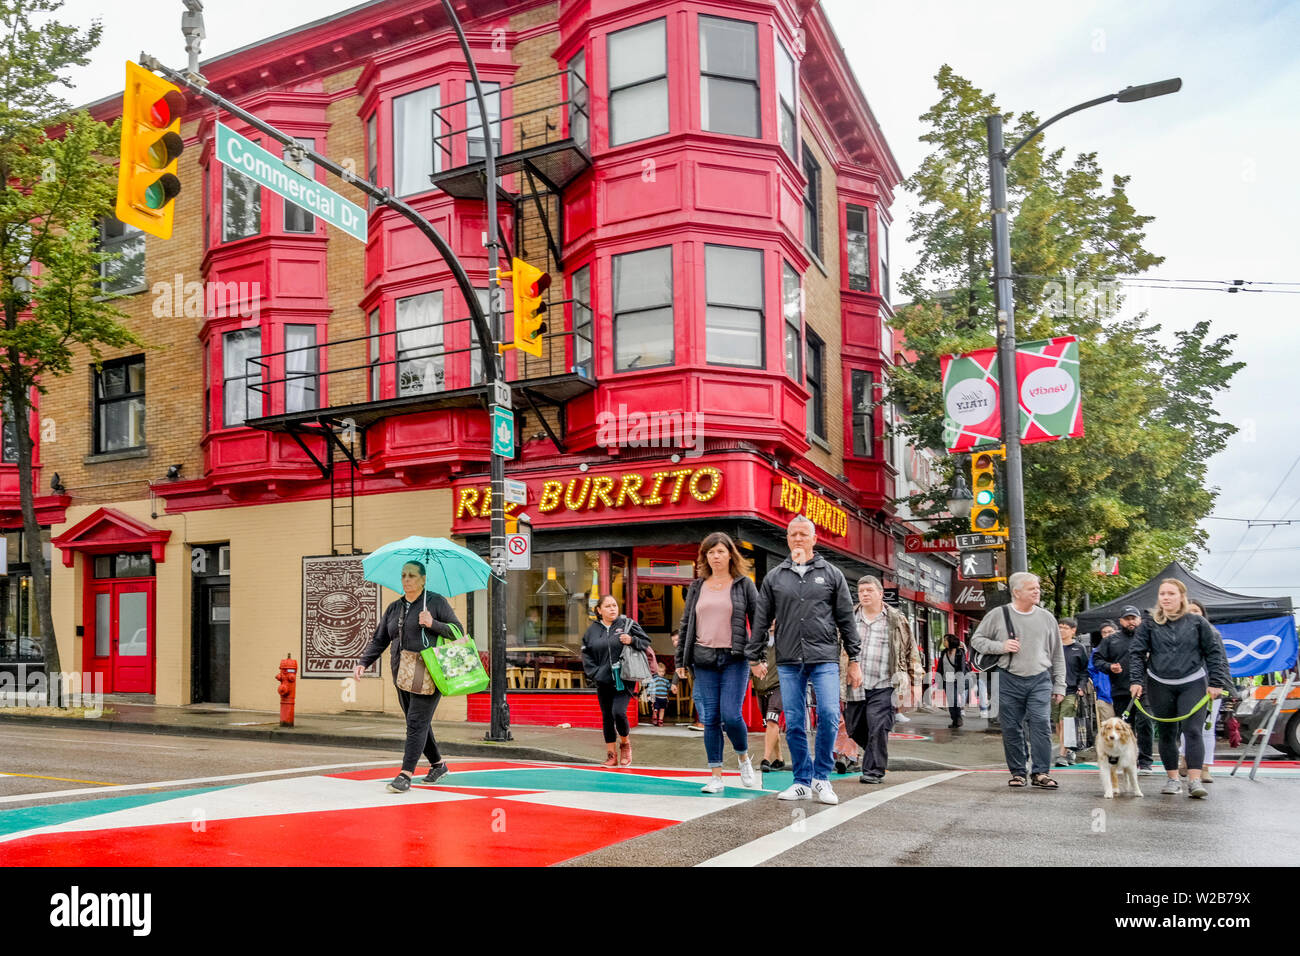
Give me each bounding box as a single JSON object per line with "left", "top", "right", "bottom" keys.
{"left": 50, "top": 0, "right": 1300, "bottom": 603}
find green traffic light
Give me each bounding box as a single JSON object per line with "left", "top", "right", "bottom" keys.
{"left": 975, "top": 490, "right": 994, "bottom": 506}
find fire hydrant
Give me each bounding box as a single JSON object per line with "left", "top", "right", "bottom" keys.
{"left": 275, "top": 655, "right": 297, "bottom": 727}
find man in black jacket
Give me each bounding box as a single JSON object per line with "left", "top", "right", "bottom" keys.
{"left": 752, "top": 515, "right": 861, "bottom": 806}
{"left": 1091, "top": 606, "right": 1154, "bottom": 771}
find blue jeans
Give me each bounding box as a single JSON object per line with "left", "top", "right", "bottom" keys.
{"left": 778, "top": 661, "right": 840, "bottom": 785}
{"left": 692, "top": 657, "right": 751, "bottom": 767}
{"left": 997, "top": 670, "right": 1053, "bottom": 777}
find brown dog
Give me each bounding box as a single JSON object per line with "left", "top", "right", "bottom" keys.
{"left": 1096, "top": 717, "right": 1143, "bottom": 799}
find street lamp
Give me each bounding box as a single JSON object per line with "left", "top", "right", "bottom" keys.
{"left": 946, "top": 470, "right": 973, "bottom": 520}
{"left": 986, "top": 78, "right": 1181, "bottom": 575}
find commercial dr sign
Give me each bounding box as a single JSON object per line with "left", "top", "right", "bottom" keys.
{"left": 215, "top": 123, "right": 367, "bottom": 242}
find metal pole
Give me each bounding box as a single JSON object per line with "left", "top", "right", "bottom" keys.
{"left": 986, "top": 114, "right": 1028, "bottom": 576}
{"left": 439, "top": 0, "right": 511, "bottom": 741}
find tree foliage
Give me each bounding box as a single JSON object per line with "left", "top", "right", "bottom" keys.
{"left": 0, "top": 0, "right": 145, "bottom": 694}
{"left": 891, "top": 66, "right": 1241, "bottom": 617}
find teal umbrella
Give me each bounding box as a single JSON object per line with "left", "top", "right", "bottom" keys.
{"left": 362, "top": 536, "right": 491, "bottom": 597}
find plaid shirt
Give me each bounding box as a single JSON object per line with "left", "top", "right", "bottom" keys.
{"left": 846, "top": 609, "right": 893, "bottom": 700}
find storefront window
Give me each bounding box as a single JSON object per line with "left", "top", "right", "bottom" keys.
{"left": 507, "top": 550, "right": 603, "bottom": 687}
{"left": 0, "top": 530, "right": 50, "bottom": 661}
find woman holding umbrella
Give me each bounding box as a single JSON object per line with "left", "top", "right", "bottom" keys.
{"left": 354, "top": 559, "right": 464, "bottom": 793}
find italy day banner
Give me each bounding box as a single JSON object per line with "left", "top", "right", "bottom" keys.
{"left": 1015, "top": 336, "right": 1083, "bottom": 445}
{"left": 940, "top": 347, "right": 1001, "bottom": 453}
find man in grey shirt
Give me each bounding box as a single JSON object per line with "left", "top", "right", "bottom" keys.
{"left": 971, "top": 572, "right": 1066, "bottom": 789}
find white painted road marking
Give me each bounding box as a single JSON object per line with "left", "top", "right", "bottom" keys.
{"left": 696, "top": 771, "right": 967, "bottom": 867}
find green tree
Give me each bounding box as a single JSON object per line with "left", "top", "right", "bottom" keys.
{"left": 891, "top": 66, "right": 1240, "bottom": 617}
{"left": 0, "top": 0, "right": 144, "bottom": 700}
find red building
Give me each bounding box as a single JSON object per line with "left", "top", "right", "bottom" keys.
{"left": 33, "top": 0, "right": 904, "bottom": 725}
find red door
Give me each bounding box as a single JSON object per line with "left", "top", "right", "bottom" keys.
{"left": 87, "top": 579, "right": 155, "bottom": 694}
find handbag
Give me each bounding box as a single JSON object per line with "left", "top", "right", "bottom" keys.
{"left": 421, "top": 622, "right": 490, "bottom": 696}
{"left": 394, "top": 600, "right": 438, "bottom": 695}
{"left": 618, "top": 617, "right": 654, "bottom": 684}
{"left": 970, "top": 605, "right": 1016, "bottom": 673}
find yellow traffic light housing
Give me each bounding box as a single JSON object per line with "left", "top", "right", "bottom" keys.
{"left": 497, "top": 257, "right": 550, "bottom": 358}
{"left": 969, "top": 446, "right": 1008, "bottom": 537}
{"left": 116, "top": 61, "right": 186, "bottom": 239}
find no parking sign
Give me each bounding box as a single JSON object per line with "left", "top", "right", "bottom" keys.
{"left": 506, "top": 530, "right": 531, "bottom": 570}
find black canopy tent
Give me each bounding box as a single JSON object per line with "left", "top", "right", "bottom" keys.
{"left": 1075, "top": 561, "right": 1293, "bottom": 633}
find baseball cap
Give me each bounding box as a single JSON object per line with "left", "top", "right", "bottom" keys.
{"left": 1120, "top": 605, "right": 1141, "bottom": 618}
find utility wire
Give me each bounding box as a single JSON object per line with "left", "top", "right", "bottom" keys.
{"left": 1219, "top": 450, "right": 1300, "bottom": 583}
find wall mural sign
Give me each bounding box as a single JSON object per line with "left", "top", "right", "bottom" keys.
{"left": 302, "top": 555, "right": 382, "bottom": 678}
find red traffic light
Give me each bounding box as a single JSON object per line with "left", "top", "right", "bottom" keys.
{"left": 528, "top": 272, "right": 551, "bottom": 298}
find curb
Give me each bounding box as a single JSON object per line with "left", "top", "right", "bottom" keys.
{"left": 0, "top": 713, "right": 595, "bottom": 765}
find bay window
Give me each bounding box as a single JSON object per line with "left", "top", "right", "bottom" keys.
{"left": 395, "top": 86, "right": 440, "bottom": 196}
{"left": 613, "top": 247, "right": 673, "bottom": 370}
{"left": 396, "top": 291, "right": 445, "bottom": 395}
{"left": 705, "top": 245, "right": 763, "bottom": 367}
{"left": 699, "top": 16, "right": 759, "bottom": 138}
{"left": 222, "top": 328, "right": 263, "bottom": 426}
{"left": 847, "top": 204, "right": 870, "bottom": 292}
{"left": 782, "top": 262, "right": 802, "bottom": 382}
{"left": 609, "top": 20, "right": 668, "bottom": 146}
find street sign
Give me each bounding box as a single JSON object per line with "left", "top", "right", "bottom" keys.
{"left": 958, "top": 550, "right": 996, "bottom": 580}
{"left": 904, "top": 534, "right": 957, "bottom": 554}
{"left": 506, "top": 530, "right": 531, "bottom": 570}
{"left": 215, "top": 122, "right": 367, "bottom": 242}
{"left": 503, "top": 478, "right": 527, "bottom": 505}
{"left": 492, "top": 380, "right": 512, "bottom": 410}
{"left": 491, "top": 405, "right": 514, "bottom": 458}
{"left": 883, "top": 587, "right": 900, "bottom": 607}
{"left": 956, "top": 533, "right": 1005, "bottom": 549}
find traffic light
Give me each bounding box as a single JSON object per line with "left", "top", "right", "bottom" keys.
{"left": 116, "top": 61, "right": 186, "bottom": 239}
{"left": 969, "top": 447, "right": 1007, "bottom": 536}
{"left": 498, "top": 257, "right": 550, "bottom": 358}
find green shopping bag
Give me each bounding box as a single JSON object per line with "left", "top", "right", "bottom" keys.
{"left": 420, "top": 623, "right": 490, "bottom": 696}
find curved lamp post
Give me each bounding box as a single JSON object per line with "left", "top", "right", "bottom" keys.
{"left": 987, "top": 79, "right": 1181, "bottom": 576}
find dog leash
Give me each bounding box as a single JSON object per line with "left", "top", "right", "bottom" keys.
{"left": 1122, "top": 693, "right": 1212, "bottom": 725}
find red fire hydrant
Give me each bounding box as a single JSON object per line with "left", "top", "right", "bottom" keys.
{"left": 275, "top": 655, "right": 297, "bottom": 727}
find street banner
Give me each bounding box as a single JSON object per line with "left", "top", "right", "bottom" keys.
{"left": 940, "top": 347, "right": 1001, "bottom": 453}
{"left": 1015, "top": 336, "right": 1083, "bottom": 445}
{"left": 302, "top": 555, "right": 382, "bottom": 678}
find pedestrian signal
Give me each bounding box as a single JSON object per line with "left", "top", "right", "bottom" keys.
{"left": 968, "top": 448, "right": 1007, "bottom": 537}
{"left": 497, "top": 258, "right": 550, "bottom": 359}
{"left": 116, "top": 62, "right": 186, "bottom": 239}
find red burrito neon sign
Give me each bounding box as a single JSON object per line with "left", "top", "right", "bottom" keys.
{"left": 455, "top": 466, "right": 723, "bottom": 520}
{"left": 772, "top": 477, "right": 848, "bottom": 538}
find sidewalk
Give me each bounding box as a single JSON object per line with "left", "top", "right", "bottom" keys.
{"left": 0, "top": 698, "right": 1027, "bottom": 770}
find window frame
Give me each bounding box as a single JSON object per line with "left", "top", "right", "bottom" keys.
{"left": 608, "top": 18, "right": 670, "bottom": 147}
{"left": 1, "top": 395, "right": 19, "bottom": 464}
{"left": 802, "top": 144, "right": 821, "bottom": 260}
{"left": 878, "top": 208, "right": 890, "bottom": 303}
{"left": 571, "top": 264, "right": 593, "bottom": 378}
{"left": 92, "top": 355, "right": 146, "bottom": 454}
{"left": 466, "top": 81, "right": 502, "bottom": 163}
{"left": 222, "top": 150, "right": 264, "bottom": 243}
{"left": 704, "top": 244, "right": 764, "bottom": 368}
{"left": 612, "top": 245, "right": 674, "bottom": 372}
{"left": 782, "top": 261, "right": 803, "bottom": 384}
{"left": 221, "top": 328, "right": 264, "bottom": 428}
{"left": 395, "top": 85, "right": 441, "bottom": 198}
{"left": 395, "top": 290, "right": 446, "bottom": 396}
{"left": 775, "top": 39, "right": 797, "bottom": 160}
{"left": 284, "top": 324, "right": 319, "bottom": 414}
{"left": 805, "top": 330, "right": 826, "bottom": 440}
{"left": 698, "top": 14, "right": 761, "bottom": 139}
{"left": 96, "top": 216, "right": 147, "bottom": 296}
{"left": 850, "top": 368, "right": 874, "bottom": 457}
{"left": 367, "top": 308, "right": 382, "bottom": 400}
{"left": 568, "top": 49, "right": 589, "bottom": 149}
{"left": 846, "top": 204, "right": 871, "bottom": 293}
{"left": 282, "top": 138, "right": 317, "bottom": 235}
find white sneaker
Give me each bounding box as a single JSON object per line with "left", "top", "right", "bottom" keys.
{"left": 701, "top": 777, "right": 725, "bottom": 794}
{"left": 738, "top": 755, "right": 757, "bottom": 789}
{"left": 811, "top": 779, "right": 839, "bottom": 805}
{"left": 894, "top": 713, "right": 911, "bottom": 724}
{"left": 777, "top": 783, "right": 812, "bottom": 801}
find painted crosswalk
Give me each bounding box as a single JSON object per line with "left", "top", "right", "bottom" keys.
{"left": 0, "top": 760, "right": 777, "bottom": 866}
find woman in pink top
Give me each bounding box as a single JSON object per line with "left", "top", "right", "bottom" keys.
{"left": 676, "top": 532, "right": 763, "bottom": 792}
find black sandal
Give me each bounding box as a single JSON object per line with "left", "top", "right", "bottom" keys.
{"left": 1008, "top": 775, "right": 1027, "bottom": 788}
{"left": 1031, "top": 773, "right": 1059, "bottom": 790}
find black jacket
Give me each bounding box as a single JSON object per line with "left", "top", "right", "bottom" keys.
{"left": 1063, "top": 643, "right": 1089, "bottom": 694}
{"left": 1130, "top": 613, "right": 1232, "bottom": 691}
{"left": 358, "top": 590, "right": 462, "bottom": 678}
{"left": 580, "top": 615, "right": 651, "bottom": 685}
{"left": 939, "top": 646, "right": 969, "bottom": 676}
{"left": 677, "top": 575, "right": 762, "bottom": 669}
{"left": 752, "top": 553, "right": 859, "bottom": 665}
{"left": 1091, "top": 626, "right": 1139, "bottom": 692}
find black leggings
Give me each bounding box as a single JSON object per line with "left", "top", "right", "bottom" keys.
{"left": 595, "top": 682, "right": 631, "bottom": 744}
{"left": 397, "top": 686, "right": 443, "bottom": 774}
{"left": 1145, "top": 677, "right": 1208, "bottom": 770}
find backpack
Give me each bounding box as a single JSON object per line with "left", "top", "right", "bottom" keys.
{"left": 970, "top": 605, "right": 1015, "bottom": 673}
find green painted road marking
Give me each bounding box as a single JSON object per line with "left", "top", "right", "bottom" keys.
{"left": 0, "top": 786, "right": 230, "bottom": 838}
{"left": 440, "top": 767, "right": 772, "bottom": 799}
